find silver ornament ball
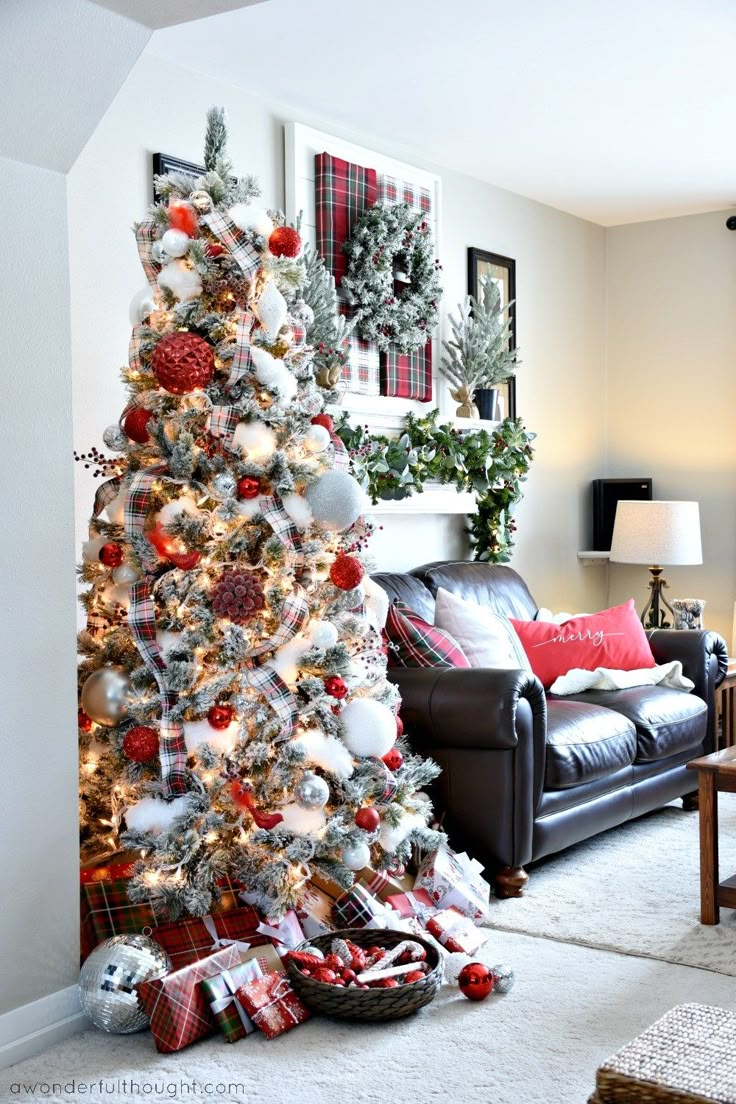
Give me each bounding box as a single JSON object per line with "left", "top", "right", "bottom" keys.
{"left": 102, "top": 425, "right": 128, "bottom": 451}
{"left": 79, "top": 935, "right": 170, "bottom": 1033}
{"left": 295, "top": 770, "right": 330, "bottom": 810}
{"left": 81, "top": 666, "right": 132, "bottom": 727}
{"left": 305, "top": 470, "right": 365, "bottom": 532}
{"left": 490, "top": 963, "right": 515, "bottom": 994}
{"left": 211, "top": 471, "right": 237, "bottom": 500}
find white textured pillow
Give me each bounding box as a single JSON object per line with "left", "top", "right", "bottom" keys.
{"left": 535, "top": 607, "right": 590, "bottom": 624}
{"left": 434, "top": 587, "right": 531, "bottom": 670}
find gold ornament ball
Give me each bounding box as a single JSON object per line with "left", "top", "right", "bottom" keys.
{"left": 81, "top": 666, "right": 132, "bottom": 727}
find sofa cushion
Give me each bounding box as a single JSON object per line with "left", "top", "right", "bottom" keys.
{"left": 559, "top": 685, "right": 707, "bottom": 762}
{"left": 413, "top": 561, "right": 539, "bottom": 620}
{"left": 434, "top": 587, "right": 531, "bottom": 670}
{"left": 545, "top": 699, "right": 638, "bottom": 790}
{"left": 385, "top": 601, "right": 470, "bottom": 669}
{"left": 371, "top": 572, "right": 435, "bottom": 623}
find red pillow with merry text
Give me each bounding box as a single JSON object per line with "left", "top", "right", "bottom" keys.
{"left": 509, "top": 600, "right": 655, "bottom": 690}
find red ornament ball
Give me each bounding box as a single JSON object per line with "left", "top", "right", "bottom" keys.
{"left": 324, "top": 676, "right": 348, "bottom": 699}
{"left": 312, "top": 967, "right": 337, "bottom": 985}
{"left": 122, "top": 725, "right": 159, "bottom": 763}
{"left": 458, "top": 961, "right": 495, "bottom": 1001}
{"left": 310, "top": 413, "right": 334, "bottom": 433}
{"left": 123, "top": 407, "right": 152, "bottom": 444}
{"left": 211, "top": 568, "right": 265, "bottom": 624}
{"left": 396, "top": 713, "right": 404, "bottom": 738}
{"left": 78, "top": 709, "right": 92, "bottom": 732}
{"left": 382, "top": 747, "right": 404, "bottom": 772}
{"left": 99, "top": 542, "right": 124, "bottom": 568}
{"left": 168, "top": 201, "right": 198, "bottom": 237}
{"left": 208, "top": 704, "right": 234, "bottom": 730}
{"left": 237, "top": 477, "right": 261, "bottom": 500}
{"left": 354, "top": 806, "right": 381, "bottom": 832}
{"left": 205, "top": 242, "right": 225, "bottom": 258}
{"left": 405, "top": 970, "right": 425, "bottom": 984}
{"left": 329, "top": 554, "right": 364, "bottom": 591}
{"left": 152, "top": 332, "right": 214, "bottom": 395}
{"left": 268, "top": 226, "right": 302, "bottom": 258}
{"left": 168, "top": 549, "right": 201, "bottom": 571}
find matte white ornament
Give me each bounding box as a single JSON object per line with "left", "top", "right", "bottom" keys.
{"left": 363, "top": 576, "right": 390, "bottom": 632}
{"left": 253, "top": 281, "right": 287, "bottom": 343}
{"left": 82, "top": 535, "right": 108, "bottom": 563}
{"left": 304, "top": 425, "right": 330, "bottom": 454}
{"left": 184, "top": 718, "right": 240, "bottom": 755}
{"left": 232, "top": 422, "right": 277, "bottom": 462}
{"left": 308, "top": 620, "right": 339, "bottom": 650}
{"left": 251, "top": 344, "right": 297, "bottom": 403}
{"left": 104, "top": 485, "right": 128, "bottom": 526}
{"left": 128, "top": 285, "right": 158, "bottom": 327}
{"left": 125, "top": 795, "right": 191, "bottom": 834}
{"left": 293, "top": 728, "right": 354, "bottom": 779}
{"left": 281, "top": 493, "right": 313, "bottom": 530}
{"left": 157, "top": 260, "right": 202, "bottom": 302}
{"left": 305, "top": 470, "right": 366, "bottom": 532}
{"left": 340, "top": 699, "right": 396, "bottom": 758}
{"left": 160, "top": 228, "right": 190, "bottom": 258}
{"left": 379, "top": 811, "right": 426, "bottom": 851}
{"left": 342, "top": 841, "right": 372, "bottom": 871}
{"left": 278, "top": 803, "right": 327, "bottom": 834}
{"left": 155, "top": 630, "right": 182, "bottom": 661}
{"left": 229, "top": 203, "right": 274, "bottom": 238}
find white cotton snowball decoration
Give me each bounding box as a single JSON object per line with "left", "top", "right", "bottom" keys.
{"left": 157, "top": 260, "right": 202, "bottom": 303}
{"left": 253, "top": 281, "right": 287, "bottom": 342}
{"left": 379, "top": 812, "right": 426, "bottom": 851}
{"left": 363, "top": 576, "right": 390, "bottom": 632}
{"left": 160, "top": 228, "right": 190, "bottom": 258}
{"left": 82, "top": 535, "right": 108, "bottom": 563}
{"left": 229, "top": 203, "right": 274, "bottom": 238}
{"left": 305, "top": 470, "right": 366, "bottom": 532}
{"left": 125, "top": 795, "right": 191, "bottom": 834}
{"left": 250, "top": 345, "right": 297, "bottom": 404}
{"left": 278, "top": 803, "right": 327, "bottom": 834}
{"left": 235, "top": 496, "right": 264, "bottom": 520}
{"left": 308, "top": 620, "right": 339, "bottom": 650}
{"left": 128, "top": 285, "right": 158, "bottom": 326}
{"left": 281, "top": 493, "right": 313, "bottom": 530}
{"left": 304, "top": 425, "right": 330, "bottom": 454}
{"left": 184, "top": 718, "right": 240, "bottom": 755}
{"left": 155, "top": 630, "right": 182, "bottom": 661}
{"left": 232, "top": 421, "right": 277, "bottom": 462}
{"left": 293, "top": 729, "right": 354, "bottom": 780}
{"left": 342, "top": 841, "right": 372, "bottom": 871}
{"left": 104, "top": 485, "right": 128, "bottom": 526}
{"left": 156, "top": 495, "right": 201, "bottom": 527}
{"left": 268, "top": 634, "right": 313, "bottom": 685}
{"left": 340, "top": 698, "right": 396, "bottom": 758}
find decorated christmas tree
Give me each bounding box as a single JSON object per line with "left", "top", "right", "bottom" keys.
{"left": 76, "top": 109, "right": 441, "bottom": 920}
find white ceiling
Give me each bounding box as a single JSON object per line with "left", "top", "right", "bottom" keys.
{"left": 149, "top": 0, "right": 736, "bottom": 226}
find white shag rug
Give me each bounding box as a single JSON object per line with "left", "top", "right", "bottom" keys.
{"left": 489, "top": 794, "right": 736, "bottom": 975}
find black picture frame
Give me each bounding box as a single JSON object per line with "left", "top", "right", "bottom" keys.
{"left": 467, "top": 247, "right": 517, "bottom": 420}
{"left": 152, "top": 152, "right": 204, "bottom": 202}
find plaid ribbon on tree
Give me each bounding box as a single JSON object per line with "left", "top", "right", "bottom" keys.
{"left": 202, "top": 210, "right": 261, "bottom": 279}
{"left": 123, "top": 464, "right": 169, "bottom": 574}
{"left": 247, "top": 584, "right": 309, "bottom": 659}
{"left": 129, "top": 323, "right": 145, "bottom": 376}
{"left": 93, "top": 476, "right": 123, "bottom": 520}
{"left": 226, "top": 311, "right": 255, "bottom": 392}
{"left": 260, "top": 496, "right": 304, "bottom": 564}
{"left": 245, "top": 666, "right": 298, "bottom": 740}
{"left": 208, "top": 404, "right": 241, "bottom": 447}
{"left": 134, "top": 215, "right": 162, "bottom": 286}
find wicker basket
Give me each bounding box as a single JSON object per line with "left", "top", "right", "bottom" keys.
{"left": 285, "top": 927, "right": 442, "bottom": 1022}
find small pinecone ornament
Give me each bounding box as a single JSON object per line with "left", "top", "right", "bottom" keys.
{"left": 329, "top": 553, "right": 364, "bottom": 591}
{"left": 211, "top": 569, "right": 265, "bottom": 624}
{"left": 152, "top": 332, "right": 214, "bottom": 394}
{"left": 122, "top": 725, "right": 159, "bottom": 763}
{"left": 268, "top": 226, "right": 302, "bottom": 258}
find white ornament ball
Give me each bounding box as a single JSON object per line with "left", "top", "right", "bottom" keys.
{"left": 157, "top": 260, "right": 202, "bottom": 303}
{"left": 278, "top": 803, "right": 327, "bottom": 834}
{"left": 340, "top": 699, "right": 397, "bottom": 759}
{"left": 229, "top": 203, "right": 274, "bottom": 238}
{"left": 281, "top": 493, "right": 313, "bottom": 530}
{"left": 342, "top": 841, "right": 372, "bottom": 871}
{"left": 304, "top": 425, "right": 330, "bottom": 454}
{"left": 112, "top": 564, "right": 139, "bottom": 587}
{"left": 125, "top": 795, "right": 191, "bottom": 833}
{"left": 232, "top": 421, "right": 277, "bottom": 462}
{"left": 308, "top": 620, "right": 339, "bottom": 650}
{"left": 160, "top": 228, "right": 190, "bottom": 258}
{"left": 305, "top": 470, "right": 366, "bottom": 532}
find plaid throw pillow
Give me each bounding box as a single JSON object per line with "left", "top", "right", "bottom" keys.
{"left": 385, "top": 601, "right": 470, "bottom": 669}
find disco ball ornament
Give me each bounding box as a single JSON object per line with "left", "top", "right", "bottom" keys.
{"left": 295, "top": 770, "right": 330, "bottom": 810}
{"left": 81, "top": 666, "right": 132, "bottom": 727}
{"left": 490, "top": 963, "right": 515, "bottom": 994}
{"left": 152, "top": 331, "right": 214, "bottom": 394}
{"left": 210, "top": 471, "right": 237, "bottom": 500}
{"left": 79, "top": 935, "right": 170, "bottom": 1033}
{"left": 102, "top": 425, "right": 127, "bottom": 451}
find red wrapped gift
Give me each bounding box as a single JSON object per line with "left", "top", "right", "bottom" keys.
{"left": 385, "top": 888, "right": 437, "bottom": 921}
{"left": 137, "top": 945, "right": 241, "bottom": 1053}
{"left": 426, "top": 907, "right": 489, "bottom": 954}
{"left": 151, "top": 904, "right": 265, "bottom": 971}
{"left": 236, "top": 970, "right": 311, "bottom": 1040}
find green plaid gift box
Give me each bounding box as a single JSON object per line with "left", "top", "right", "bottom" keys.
{"left": 332, "top": 883, "right": 387, "bottom": 928}
{"left": 200, "top": 958, "right": 264, "bottom": 1043}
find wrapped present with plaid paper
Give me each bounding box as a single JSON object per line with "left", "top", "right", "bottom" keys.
{"left": 137, "top": 945, "right": 240, "bottom": 1053}
{"left": 358, "top": 864, "right": 414, "bottom": 903}
{"left": 80, "top": 877, "right": 168, "bottom": 963}
{"left": 297, "top": 884, "right": 336, "bottom": 940}
{"left": 332, "top": 883, "right": 394, "bottom": 929}
{"left": 413, "top": 845, "right": 492, "bottom": 924}
{"left": 385, "top": 887, "right": 438, "bottom": 922}
{"left": 236, "top": 971, "right": 310, "bottom": 1040}
{"left": 239, "top": 943, "right": 284, "bottom": 977}
{"left": 150, "top": 904, "right": 264, "bottom": 971}
{"left": 200, "top": 958, "right": 265, "bottom": 1043}
{"left": 425, "top": 906, "right": 490, "bottom": 955}
{"left": 255, "top": 910, "right": 305, "bottom": 960}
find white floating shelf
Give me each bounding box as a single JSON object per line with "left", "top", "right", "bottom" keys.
{"left": 365, "top": 484, "right": 477, "bottom": 515}
{"left": 578, "top": 550, "right": 611, "bottom": 566}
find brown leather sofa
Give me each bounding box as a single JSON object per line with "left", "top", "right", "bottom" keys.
{"left": 373, "top": 561, "right": 728, "bottom": 898}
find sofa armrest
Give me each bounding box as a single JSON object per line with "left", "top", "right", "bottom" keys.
{"left": 646, "top": 628, "right": 728, "bottom": 753}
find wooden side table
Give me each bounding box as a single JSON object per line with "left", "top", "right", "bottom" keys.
{"left": 687, "top": 746, "right": 736, "bottom": 924}
{"left": 715, "top": 659, "right": 736, "bottom": 750}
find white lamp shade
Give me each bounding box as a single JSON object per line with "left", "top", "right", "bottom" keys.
{"left": 609, "top": 500, "right": 702, "bottom": 566}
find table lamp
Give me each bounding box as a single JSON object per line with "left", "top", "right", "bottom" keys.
{"left": 609, "top": 500, "right": 702, "bottom": 628}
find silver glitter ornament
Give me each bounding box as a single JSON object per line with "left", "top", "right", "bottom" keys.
{"left": 305, "top": 470, "right": 365, "bottom": 532}
{"left": 490, "top": 963, "right": 515, "bottom": 994}
{"left": 79, "top": 935, "right": 170, "bottom": 1033}
{"left": 81, "top": 666, "right": 132, "bottom": 727}
{"left": 294, "top": 770, "right": 330, "bottom": 810}
{"left": 102, "top": 425, "right": 127, "bottom": 451}
{"left": 210, "top": 471, "right": 237, "bottom": 500}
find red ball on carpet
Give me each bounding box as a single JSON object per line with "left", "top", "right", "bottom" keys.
{"left": 208, "top": 704, "right": 234, "bottom": 730}
{"left": 268, "top": 226, "right": 302, "bottom": 258}
{"left": 123, "top": 407, "right": 152, "bottom": 444}
{"left": 458, "top": 961, "right": 495, "bottom": 1001}
{"left": 152, "top": 332, "right": 214, "bottom": 394}
{"left": 329, "top": 554, "right": 364, "bottom": 591}
{"left": 382, "top": 747, "right": 404, "bottom": 772}
{"left": 123, "top": 725, "right": 159, "bottom": 763}
{"left": 354, "top": 806, "right": 381, "bottom": 832}
{"left": 324, "top": 676, "right": 348, "bottom": 699}
{"left": 237, "top": 477, "right": 261, "bottom": 500}
{"left": 99, "top": 542, "right": 124, "bottom": 568}
{"left": 310, "top": 413, "right": 334, "bottom": 433}
{"left": 168, "top": 201, "right": 198, "bottom": 237}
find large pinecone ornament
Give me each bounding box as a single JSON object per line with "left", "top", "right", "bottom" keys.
{"left": 152, "top": 332, "right": 214, "bottom": 394}
{"left": 211, "top": 568, "right": 266, "bottom": 624}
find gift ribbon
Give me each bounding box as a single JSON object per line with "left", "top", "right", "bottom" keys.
{"left": 255, "top": 912, "right": 305, "bottom": 959}
{"left": 209, "top": 963, "right": 262, "bottom": 1033}
{"left": 201, "top": 914, "right": 253, "bottom": 958}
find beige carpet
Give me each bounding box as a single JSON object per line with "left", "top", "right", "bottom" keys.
{"left": 489, "top": 794, "right": 736, "bottom": 975}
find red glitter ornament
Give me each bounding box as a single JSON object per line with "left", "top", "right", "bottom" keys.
{"left": 152, "top": 332, "right": 214, "bottom": 395}
{"left": 324, "top": 676, "right": 348, "bottom": 699}
{"left": 310, "top": 413, "right": 334, "bottom": 433}
{"left": 99, "top": 542, "right": 124, "bottom": 568}
{"left": 458, "top": 961, "right": 495, "bottom": 1001}
{"left": 329, "top": 554, "right": 364, "bottom": 591}
{"left": 208, "top": 704, "right": 234, "bottom": 730}
{"left": 268, "top": 226, "right": 302, "bottom": 258}
{"left": 382, "top": 747, "right": 404, "bottom": 772}
{"left": 123, "top": 407, "right": 152, "bottom": 444}
{"left": 122, "top": 725, "right": 159, "bottom": 763}
{"left": 168, "top": 201, "right": 198, "bottom": 237}
{"left": 237, "top": 477, "right": 261, "bottom": 500}
{"left": 355, "top": 806, "right": 380, "bottom": 832}
{"left": 78, "top": 709, "right": 92, "bottom": 732}
{"left": 211, "top": 568, "right": 266, "bottom": 624}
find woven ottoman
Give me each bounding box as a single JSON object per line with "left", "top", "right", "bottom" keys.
{"left": 589, "top": 1003, "right": 736, "bottom": 1103}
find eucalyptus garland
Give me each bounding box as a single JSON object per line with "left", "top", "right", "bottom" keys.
{"left": 342, "top": 202, "right": 442, "bottom": 353}
{"left": 335, "top": 411, "right": 535, "bottom": 563}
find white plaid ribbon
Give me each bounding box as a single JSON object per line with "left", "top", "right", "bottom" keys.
{"left": 202, "top": 210, "right": 261, "bottom": 278}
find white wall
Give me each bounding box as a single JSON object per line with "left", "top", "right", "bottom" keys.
{"left": 605, "top": 211, "right": 736, "bottom": 642}
{"left": 69, "top": 51, "right": 609, "bottom": 616}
